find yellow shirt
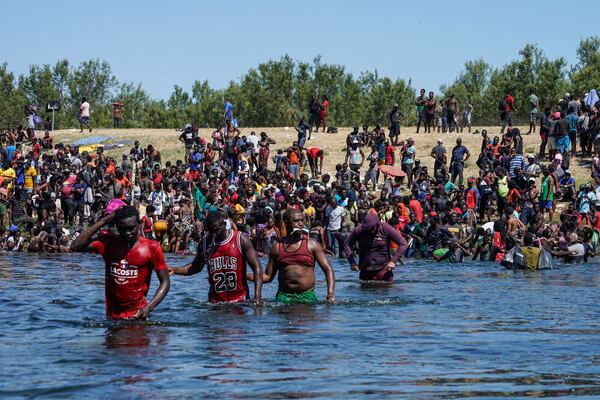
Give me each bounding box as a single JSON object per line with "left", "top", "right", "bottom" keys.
{"left": 304, "top": 205, "right": 316, "bottom": 219}
{"left": 1, "top": 168, "right": 15, "bottom": 189}
{"left": 24, "top": 166, "right": 37, "bottom": 190}
{"left": 234, "top": 203, "right": 245, "bottom": 224}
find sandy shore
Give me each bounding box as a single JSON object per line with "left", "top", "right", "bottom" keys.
{"left": 51, "top": 126, "right": 591, "bottom": 184}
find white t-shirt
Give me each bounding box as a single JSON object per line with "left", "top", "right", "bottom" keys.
{"left": 80, "top": 102, "right": 90, "bottom": 117}
{"left": 327, "top": 206, "right": 345, "bottom": 230}
{"left": 481, "top": 221, "right": 494, "bottom": 233}
{"left": 247, "top": 135, "right": 259, "bottom": 153}
{"left": 568, "top": 243, "right": 585, "bottom": 257}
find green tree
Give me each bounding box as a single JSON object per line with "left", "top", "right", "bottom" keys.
{"left": 0, "top": 63, "right": 26, "bottom": 129}
{"left": 571, "top": 36, "right": 600, "bottom": 98}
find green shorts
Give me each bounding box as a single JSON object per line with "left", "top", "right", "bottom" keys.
{"left": 275, "top": 290, "right": 317, "bottom": 304}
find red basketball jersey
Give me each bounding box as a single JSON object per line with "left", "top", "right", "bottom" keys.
{"left": 206, "top": 230, "right": 249, "bottom": 303}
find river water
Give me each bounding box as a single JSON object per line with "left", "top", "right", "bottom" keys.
{"left": 1, "top": 253, "right": 600, "bottom": 399}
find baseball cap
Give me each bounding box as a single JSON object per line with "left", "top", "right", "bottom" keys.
{"left": 437, "top": 138, "right": 443, "bottom": 144}
{"left": 527, "top": 153, "right": 535, "bottom": 159}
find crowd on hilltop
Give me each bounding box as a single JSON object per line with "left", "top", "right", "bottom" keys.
{"left": 1, "top": 90, "right": 600, "bottom": 269}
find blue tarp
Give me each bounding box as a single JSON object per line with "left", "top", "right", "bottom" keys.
{"left": 72, "top": 135, "right": 113, "bottom": 146}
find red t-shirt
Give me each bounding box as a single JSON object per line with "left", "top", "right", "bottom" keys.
{"left": 206, "top": 230, "right": 249, "bottom": 303}
{"left": 307, "top": 148, "right": 322, "bottom": 160}
{"left": 152, "top": 172, "right": 163, "bottom": 185}
{"left": 32, "top": 143, "right": 41, "bottom": 160}
{"left": 91, "top": 235, "right": 168, "bottom": 319}
{"left": 385, "top": 145, "right": 395, "bottom": 165}
{"left": 506, "top": 95, "right": 514, "bottom": 112}
{"left": 61, "top": 174, "right": 76, "bottom": 198}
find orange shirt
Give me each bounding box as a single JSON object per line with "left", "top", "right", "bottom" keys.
{"left": 288, "top": 150, "right": 299, "bottom": 165}
{"left": 116, "top": 177, "right": 131, "bottom": 189}
{"left": 106, "top": 162, "right": 116, "bottom": 175}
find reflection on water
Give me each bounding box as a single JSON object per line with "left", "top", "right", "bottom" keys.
{"left": 1, "top": 253, "right": 600, "bottom": 398}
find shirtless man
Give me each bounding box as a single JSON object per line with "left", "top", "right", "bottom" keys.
{"left": 262, "top": 209, "right": 335, "bottom": 304}
{"left": 170, "top": 211, "right": 262, "bottom": 303}
{"left": 70, "top": 205, "right": 170, "bottom": 320}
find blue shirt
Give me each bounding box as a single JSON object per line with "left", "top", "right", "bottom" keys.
{"left": 297, "top": 123, "right": 310, "bottom": 139}
{"left": 451, "top": 145, "right": 469, "bottom": 162}
{"left": 377, "top": 142, "right": 386, "bottom": 160}
{"left": 509, "top": 155, "right": 525, "bottom": 178}
{"left": 567, "top": 113, "right": 578, "bottom": 133}
{"left": 6, "top": 145, "right": 16, "bottom": 162}
{"left": 224, "top": 102, "right": 233, "bottom": 120}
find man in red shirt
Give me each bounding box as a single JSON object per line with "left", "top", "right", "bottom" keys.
{"left": 70, "top": 206, "right": 170, "bottom": 319}
{"left": 306, "top": 147, "right": 324, "bottom": 178}
{"left": 501, "top": 91, "right": 516, "bottom": 134}
{"left": 170, "top": 211, "right": 263, "bottom": 303}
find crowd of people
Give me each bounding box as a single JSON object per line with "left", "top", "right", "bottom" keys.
{"left": 2, "top": 90, "right": 600, "bottom": 318}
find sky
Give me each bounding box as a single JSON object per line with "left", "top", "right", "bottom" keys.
{"left": 2, "top": 0, "right": 599, "bottom": 99}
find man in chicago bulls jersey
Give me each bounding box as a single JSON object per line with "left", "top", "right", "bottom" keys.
{"left": 170, "top": 211, "right": 262, "bottom": 303}
{"left": 70, "top": 206, "right": 170, "bottom": 319}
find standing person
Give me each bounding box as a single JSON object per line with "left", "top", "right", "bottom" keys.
{"left": 448, "top": 95, "right": 460, "bottom": 133}
{"left": 325, "top": 197, "right": 345, "bottom": 255}
{"left": 415, "top": 89, "right": 427, "bottom": 133}
{"left": 319, "top": 95, "right": 329, "bottom": 132}
{"left": 364, "top": 144, "right": 379, "bottom": 191}
{"left": 70, "top": 206, "right": 170, "bottom": 320}
{"left": 461, "top": 99, "right": 473, "bottom": 133}
{"left": 246, "top": 131, "right": 260, "bottom": 172}
{"left": 430, "top": 138, "right": 447, "bottom": 182}
{"left": 388, "top": 103, "right": 404, "bottom": 146}
{"left": 500, "top": 91, "right": 516, "bottom": 134}
{"left": 261, "top": 209, "right": 335, "bottom": 304}
{"left": 79, "top": 97, "right": 92, "bottom": 133}
{"left": 179, "top": 124, "right": 196, "bottom": 158}
{"left": 223, "top": 97, "right": 234, "bottom": 123}
{"left": 450, "top": 137, "right": 470, "bottom": 187}
{"left": 295, "top": 117, "right": 310, "bottom": 150}
{"left": 539, "top": 167, "right": 555, "bottom": 222}
{"left": 308, "top": 98, "right": 320, "bottom": 138}
{"left": 287, "top": 145, "right": 301, "bottom": 180}
{"left": 113, "top": 102, "right": 124, "bottom": 129}
{"left": 385, "top": 140, "right": 395, "bottom": 166}
{"left": 344, "top": 212, "right": 408, "bottom": 282}
{"left": 25, "top": 104, "right": 37, "bottom": 141}
{"left": 526, "top": 90, "right": 539, "bottom": 134}
{"left": 170, "top": 211, "right": 263, "bottom": 303}
{"left": 259, "top": 132, "right": 276, "bottom": 170}
{"left": 539, "top": 107, "right": 551, "bottom": 158}
{"left": 425, "top": 91, "right": 436, "bottom": 133}
{"left": 567, "top": 107, "right": 579, "bottom": 158}
{"left": 401, "top": 137, "right": 416, "bottom": 187}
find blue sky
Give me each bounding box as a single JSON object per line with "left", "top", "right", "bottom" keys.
{"left": 2, "top": 0, "right": 599, "bottom": 99}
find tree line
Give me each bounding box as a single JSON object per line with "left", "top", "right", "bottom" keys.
{"left": 1, "top": 37, "right": 599, "bottom": 130}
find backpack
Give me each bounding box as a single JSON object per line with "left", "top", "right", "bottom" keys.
{"left": 498, "top": 97, "right": 508, "bottom": 111}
